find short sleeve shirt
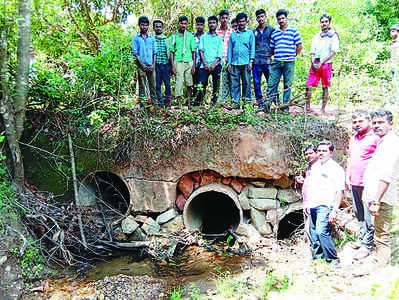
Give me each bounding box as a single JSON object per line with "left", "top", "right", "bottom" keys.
{"left": 131, "top": 34, "right": 157, "bottom": 65}
{"left": 310, "top": 31, "right": 340, "bottom": 64}
{"left": 270, "top": 26, "right": 302, "bottom": 62}
{"left": 169, "top": 31, "right": 196, "bottom": 63}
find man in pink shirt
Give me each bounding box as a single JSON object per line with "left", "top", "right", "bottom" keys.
{"left": 347, "top": 110, "right": 379, "bottom": 259}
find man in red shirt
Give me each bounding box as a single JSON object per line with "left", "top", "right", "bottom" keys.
{"left": 347, "top": 110, "right": 379, "bottom": 260}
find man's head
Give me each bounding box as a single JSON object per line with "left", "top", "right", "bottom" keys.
{"left": 208, "top": 16, "right": 218, "bottom": 32}
{"left": 255, "top": 9, "right": 266, "bottom": 26}
{"left": 303, "top": 145, "right": 318, "bottom": 164}
{"left": 351, "top": 110, "right": 371, "bottom": 135}
{"left": 195, "top": 16, "right": 205, "bottom": 33}
{"left": 371, "top": 109, "right": 393, "bottom": 138}
{"left": 390, "top": 24, "right": 399, "bottom": 40}
{"left": 231, "top": 18, "right": 238, "bottom": 31}
{"left": 153, "top": 20, "right": 164, "bottom": 35}
{"left": 138, "top": 16, "right": 150, "bottom": 34}
{"left": 178, "top": 16, "right": 189, "bottom": 32}
{"left": 219, "top": 10, "right": 229, "bottom": 27}
{"left": 317, "top": 141, "right": 334, "bottom": 163}
{"left": 276, "top": 9, "right": 288, "bottom": 28}
{"left": 236, "top": 12, "right": 248, "bottom": 31}
{"left": 320, "top": 13, "right": 331, "bottom": 32}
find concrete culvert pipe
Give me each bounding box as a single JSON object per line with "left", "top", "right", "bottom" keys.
{"left": 78, "top": 171, "right": 130, "bottom": 214}
{"left": 277, "top": 209, "right": 304, "bottom": 240}
{"left": 183, "top": 183, "right": 243, "bottom": 235}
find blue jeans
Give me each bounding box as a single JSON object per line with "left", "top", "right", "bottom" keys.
{"left": 253, "top": 64, "right": 270, "bottom": 109}
{"left": 266, "top": 60, "right": 295, "bottom": 111}
{"left": 309, "top": 205, "right": 339, "bottom": 262}
{"left": 351, "top": 185, "right": 374, "bottom": 249}
{"left": 230, "top": 65, "right": 252, "bottom": 108}
{"left": 198, "top": 64, "right": 222, "bottom": 105}
{"left": 155, "top": 63, "right": 171, "bottom": 107}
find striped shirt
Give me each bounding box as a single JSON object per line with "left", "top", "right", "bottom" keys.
{"left": 270, "top": 26, "right": 302, "bottom": 62}
{"left": 217, "top": 27, "right": 234, "bottom": 61}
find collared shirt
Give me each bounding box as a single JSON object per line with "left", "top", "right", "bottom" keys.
{"left": 270, "top": 25, "right": 302, "bottom": 62}
{"left": 216, "top": 27, "right": 234, "bottom": 61}
{"left": 169, "top": 30, "right": 196, "bottom": 63}
{"left": 391, "top": 40, "right": 399, "bottom": 72}
{"left": 348, "top": 129, "right": 379, "bottom": 186}
{"left": 363, "top": 131, "right": 399, "bottom": 205}
{"left": 253, "top": 26, "right": 275, "bottom": 65}
{"left": 199, "top": 32, "right": 223, "bottom": 68}
{"left": 227, "top": 29, "right": 255, "bottom": 66}
{"left": 310, "top": 31, "right": 339, "bottom": 64}
{"left": 306, "top": 159, "right": 345, "bottom": 209}
{"left": 155, "top": 34, "right": 169, "bottom": 65}
{"left": 193, "top": 32, "right": 204, "bottom": 66}
{"left": 132, "top": 33, "right": 157, "bottom": 65}
{"left": 302, "top": 166, "right": 312, "bottom": 206}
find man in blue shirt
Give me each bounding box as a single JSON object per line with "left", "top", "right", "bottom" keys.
{"left": 266, "top": 9, "right": 302, "bottom": 112}
{"left": 132, "top": 16, "right": 157, "bottom": 107}
{"left": 253, "top": 9, "right": 274, "bottom": 110}
{"left": 193, "top": 17, "right": 205, "bottom": 107}
{"left": 197, "top": 16, "right": 223, "bottom": 106}
{"left": 227, "top": 12, "right": 255, "bottom": 109}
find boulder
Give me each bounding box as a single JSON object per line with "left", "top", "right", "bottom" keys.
{"left": 247, "top": 187, "right": 277, "bottom": 199}
{"left": 230, "top": 179, "right": 243, "bottom": 193}
{"left": 129, "top": 228, "right": 147, "bottom": 241}
{"left": 273, "top": 175, "right": 293, "bottom": 188}
{"left": 161, "top": 215, "right": 185, "bottom": 233}
{"left": 175, "top": 193, "right": 187, "bottom": 211}
{"left": 276, "top": 189, "right": 301, "bottom": 204}
{"left": 156, "top": 209, "right": 179, "bottom": 225}
{"left": 178, "top": 174, "right": 195, "bottom": 199}
{"left": 141, "top": 217, "right": 161, "bottom": 235}
{"left": 250, "top": 208, "right": 273, "bottom": 235}
{"left": 236, "top": 223, "right": 262, "bottom": 250}
{"left": 238, "top": 192, "right": 250, "bottom": 210}
{"left": 222, "top": 177, "right": 232, "bottom": 185}
{"left": 249, "top": 198, "right": 280, "bottom": 210}
{"left": 113, "top": 227, "right": 128, "bottom": 241}
{"left": 200, "top": 171, "right": 216, "bottom": 186}
{"left": 250, "top": 181, "right": 265, "bottom": 188}
{"left": 135, "top": 215, "right": 148, "bottom": 223}
{"left": 121, "top": 215, "right": 139, "bottom": 234}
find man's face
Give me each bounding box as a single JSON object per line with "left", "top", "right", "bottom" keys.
{"left": 256, "top": 13, "right": 266, "bottom": 26}
{"left": 352, "top": 115, "right": 370, "bottom": 134}
{"left": 237, "top": 18, "right": 247, "bottom": 31}
{"left": 208, "top": 20, "right": 218, "bottom": 32}
{"left": 232, "top": 22, "right": 238, "bottom": 31}
{"left": 196, "top": 22, "right": 205, "bottom": 33}
{"left": 154, "top": 23, "right": 163, "bottom": 35}
{"left": 317, "top": 145, "right": 333, "bottom": 163}
{"left": 179, "top": 20, "right": 188, "bottom": 32}
{"left": 320, "top": 17, "right": 330, "bottom": 31}
{"left": 277, "top": 14, "right": 287, "bottom": 28}
{"left": 390, "top": 29, "right": 398, "bottom": 39}
{"left": 219, "top": 14, "right": 229, "bottom": 27}
{"left": 372, "top": 116, "right": 392, "bottom": 138}
{"left": 139, "top": 22, "right": 149, "bottom": 34}
{"left": 304, "top": 149, "right": 318, "bottom": 164}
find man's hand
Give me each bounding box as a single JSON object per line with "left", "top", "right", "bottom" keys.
{"left": 171, "top": 64, "right": 176, "bottom": 76}
{"left": 147, "top": 66, "right": 154, "bottom": 72}
{"left": 311, "top": 62, "right": 321, "bottom": 72}
{"left": 369, "top": 202, "right": 381, "bottom": 216}
{"left": 247, "top": 61, "right": 253, "bottom": 72}
{"left": 329, "top": 209, "right": 337, "bottom": 223}
{"left": 191, "top": 63, "right": 196, "bottom": 75}
{"left": 227, "top": 64, "right": 232, "bottom": 73}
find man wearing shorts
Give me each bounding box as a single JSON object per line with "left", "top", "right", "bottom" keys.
{"left": 305, "top": 14, "right": 339, "bottom": 114}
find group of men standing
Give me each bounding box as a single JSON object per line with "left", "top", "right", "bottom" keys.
{"left": 299, "top": 109, "right": 399, "bottom": 272}
{"left": 131, "top": 9, "right": 340, "bottom": 112}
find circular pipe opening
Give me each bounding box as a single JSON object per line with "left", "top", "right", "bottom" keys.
{"left": 183, "top": 184, "right": 243, "bottom": 234}
{"left": 78, "top": 171, "right": 130, "bottom": 214}
{"left": 277, "top": 210, "right": 304, "bottom": 240}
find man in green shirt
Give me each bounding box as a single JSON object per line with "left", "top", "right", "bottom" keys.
{"left": 170, "top": 16, "right": 196, "bottom": 107}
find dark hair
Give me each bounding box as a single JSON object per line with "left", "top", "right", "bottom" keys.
{"left": 255, "top": 9, "right": 266, "bottom": 16}
{"left": 231, "top": 18, "right": 237, "bottom": 24}
{"left": 138, "top": 16, "right": 150, "bottom": 25}
{"left": 208, "top": 15, "right": 218, "bottom": 23}
{"left": 276, "top": 9, "right": 288, "bottom": 18}
{"left": 371, "top": 109, "right": 393, "bottom": 123}
{"left": 352, "top": 110, "right": 370, "bottom": 120}
{"left": 195, "top": 16, "right": 205, "bottom": 24}
{"left": 318, "top": 140, "right": 334, "bottom": 152}
{"left": 178, "top": 16, "right": 188, "bottom": 23}
{"left": 219, "top": 9, "right": 229, "bottom": 17}
{"left": 320, "top": 13, "right": 332, "bottom": 22}
{"left": 236, "top": 12, "right": 248, "bottom": 22}
{"left": 303, "top": 144, "right": 317, "bottom": 153}
{"left": 153, "top": 20, "right": 163, "bottom": 27}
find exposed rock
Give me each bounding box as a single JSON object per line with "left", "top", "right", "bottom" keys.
{"left": 129, "top": 228, "right": 147, "bottom": 241}
{"left": 121, "top": 216, "right": 139, "bottom": 234}
{"left": 156, "top": 209, "right": 179, "bottom": 225}
{"left": 247, "top": 187, "right": 278, "bottom": 199}
{"left": 0, "top": 256, "right": 7, "bottom": 266}
{"left": 141, "top": 217, "right": 161, "bottom": 235}
{"left": 113, "top": 227, "right": 128, "bottom": 241}
{"left": 344, "top": 219, "right": 360, "bottom": 234}
{"left": 177, "top": 174, "right": 195, "bottom": 198}
{"left": 175, "top": 193, "right": 187, "bottom": 211}
{"left": 266, "top": 201, "right": 303, "bottom": 227}
{"left": 238, "top": 192, "right": 250, "bottom": 210}
{"left": 222, "top": 177, "right": 232, "bottom": 185}
{"left": 250, "top": 208, "right": 273, "bottom": 235}
{"left": 273, "top": 175, "right": 293, "bottom": 188}
{"left": 135, "top": 215, "right": 148, "bottom": 223}
{"left": 191, "top": 172, "right": 201, "bottom": 183}
{"left": 230, "top": 179, "right": 243, "bottom": 193}
{"left": 161, "top": 215, "right": 184, "bottom": 233}
{"left": 276, "top": 189, "right": 301, "bottom": 204}
{"left": 194, "top": 182, "right": 200, "bottom": 189}
{"left": 249, "top": 198, "right": 280, "bottom": 210}
{"left": 250, "top": 181, "right": 265, "bottom": 187}
{"left": 200, "top": 171, "right": 215, "bottom": 186}
{"left": 236, "top": 223, "right": 262, "bottom": 250}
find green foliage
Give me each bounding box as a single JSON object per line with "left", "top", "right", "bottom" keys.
{"left": 334, "top": 229, "right": 357, "bottom": 248}
{"left": 262, "top": 272, "right": 290, "bottom": 298}
{"left": 365, "top": 0, "right": 399, "bottom": 39}
{"left": 169, "top": 286, "right": 184, "bottom": 300}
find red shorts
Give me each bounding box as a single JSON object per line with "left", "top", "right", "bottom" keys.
{"left": 306, "top": 62, "right": 333, "bottom": 87}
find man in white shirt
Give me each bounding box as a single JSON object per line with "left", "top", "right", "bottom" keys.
{"left": 306, "top": 141, "right": 345, "bottom": 265}
{"left": 363, "top": 109, "right": 399, "bottom": 266}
